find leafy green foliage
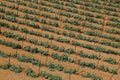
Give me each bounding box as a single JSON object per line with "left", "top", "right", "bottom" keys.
{"left": 10, "top": 64, "right": 23, "bottom": 73}
{"left": 40, "top": 71, "right": 62, "bottom": 80}
{"left": 26, "top": 68, "right": 39, "bottom": 78}
{"left": 77, "top": 60, "right": 96, "bottom": 69}
{"left": 24, "top": 46, "right": 39, "bottom": 53}
{"left": 17, "top": 54, "right": 42, "bottom": 66}
{"left": 55, "top": 37, "right": 70, "bottom": 43}
{"left": 1, "top": 31, "right": 24, "bottom": 41}
{"left": 81, "top": 72, "right": 103, "bottom": 80}
{"left": 51, "top": 53, "right": 74, "bottom": 63}
{"left": 64, "top": 68, "right": 76, "bottom": 74}
{"left": 98, "top": 65, "right": 117, "bottom": 74}
{"left": 0, "top": 39, "right": 21, "bottom": 49}
{"left": 0, "top": 50, "right": 9, "bottom": 58}
{"left": 103, "top": 57, "right": 117, "bottom": 64}
{"left": 77, "top": 51, "right": 98, "bottom": 59}
{"left": 47, "top": 62, "right": 63, "bottom": 71}
{"left": 0, "top": 63, "right": 11, "bottom": 69}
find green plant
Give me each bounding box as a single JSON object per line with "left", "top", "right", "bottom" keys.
{"left": 55, "top": 37, "right": 70, "bottom": 43}
{"left": 24, "top": 46, "right": 31, "bottom": 52}
{"left": 27, "top": 21, "right": 39, "bottom": 29}
{"left": 103, "top": 57, "right": 117, "bottom": 64}
{"left": 0, "top": 39, "right": 21, "bottom": 49}
{"left": 98, "top": 65, "right": 117, "bottom": 74}
{"left": 10, "top": 64, "right": 23, "bottom": 73}
{"left": 40, "top": 71, "right": 62, "bottom": 80}
{"left": 40, "top": 19, "right": 47, "bottom": 24}
{"left": 63, "top": 24, "right": 82, "bottom": 33}
{"left": 56, "top": 63, "right": 63, "bottom": 71}
{"left": 77, "top": 50, "right": 99, "bottom": 59}
{"left": 1, "top": 31, "right": 24, "bottom": 41}
{"left": 64, "top": 68, "right": 76, "bottom": 74}
{"left": 81, "top": 72, "right": 103, "bottom": 80}
{"left": 26, "top": 68, "right": 39, "bottom": 78}
{"left": 65, "top": 48, "right": 74, "bottom": 54}
{"left": 5, "top": 15, "right": 17, "bottom": 22}
{"left": 47, "top": 61, "right": 56, "bottom": 70}
{"left": 42, "top": 33, "right": 53, "bottom": 40}
{"left": 59, "top": 46, "right": 65, "bottom": 52}
{"left": 51, "top": 53, "right": 74, "bottom": 63}
{"left": 0, "top": 63, "right": 11, "bottom": 69}
{"left": 48, "top": 21, "right": 59, "bottom": 27}
{"left": 39, "top": 49, "right": 48, "bottom": 56}
{"left": 77, "top": 60, "right": 95, "bottom": 69}
{"left": 51, "top": 45, "right": 59, "bottom": 51}
{"left": 0, "top": 50, "right": 9, "bottom": 58}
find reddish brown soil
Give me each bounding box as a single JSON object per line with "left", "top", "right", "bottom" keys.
{"left": 0, "top": 0, "right": 120, "bottom": 80}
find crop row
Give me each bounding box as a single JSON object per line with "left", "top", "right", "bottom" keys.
{"left": 2, "top": 30, "right": 117, "bottom": 65}
{"left": 39, "top": 6, "right": 119, "bottom": 29}
{"left": 0, "top": 50, "right": 75, "bottom": 78}
{"left": 0, "top": 50, "right": 104, "bottom": 80}
{"left": 1, "top": 0, "right": 118, "bottom": 26}
{"left": 2, "top": 0, "right": 119, "bottom": 24}
{"left": 46, "top": 0, "right": 119, "bottom": 17}
{"left": 0, "top": 49, "right": 117, "bottom": 79}
{"left": 0, "top": 8, "right": 119, "bottom": 42}
{"left": 81, "top": 72, "right": 103, "bottom": 80}
{"left": 0, "top": 40, "right": 118, "bottom": 74}
{"left": 0, "top": 0, "right": 119, "bottom": 80}
{"left": 63, "top": 24, "right": 120, "bottom": 42}
{"left": 2, "top": 1, "right": 119, "bottom": 29}
{"left": 0, "top": 39, "right": 21, "bottom": 49}
{"left": 1, "top": 21, "right": 120, "bottom": 56}
{"left": 64, "top": 0, "right": 119, "bottom": 8}
{"left": 40, "top": 1, "right": 104, "bottom": 25}
{"left": 0, "top": 63, "right": 62, "bottom": 80}
{"left": 1, "top": 31, "right": 24, "bottom": 41}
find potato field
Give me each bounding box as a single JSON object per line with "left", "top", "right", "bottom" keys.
{"left": 0, "top": 0, "right": 120, "bottom": 80}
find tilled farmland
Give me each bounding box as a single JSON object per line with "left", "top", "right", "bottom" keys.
{"left": 0, "top": 0, "right": 120, "bottom": 80}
